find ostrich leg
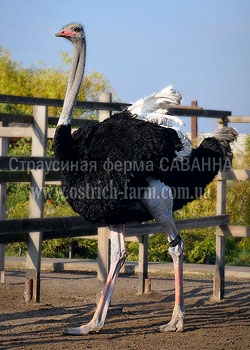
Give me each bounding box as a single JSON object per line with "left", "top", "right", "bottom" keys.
{"left": 159, "top": 225, "right": 184, "bottom": 332}
{"left": 142, "top": 178, "right": 185, "bottom": 332}
{"left": 66, "top": 224, "right": 126, "bottom": 335}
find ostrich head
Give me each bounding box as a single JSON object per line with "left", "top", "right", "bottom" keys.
{"left": 55, "top": 23, "right": 85, "bottom": 44}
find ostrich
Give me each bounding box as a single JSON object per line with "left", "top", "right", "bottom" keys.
{"left": 54, "top": 23, "right": 238, "bottom": 335}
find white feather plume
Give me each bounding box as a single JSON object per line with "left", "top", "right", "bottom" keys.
{"left": 128, "top": 85, "right": 184, "bottom": 127}
{"left": 128, "top": 85, "right": 192, "bottom": 160}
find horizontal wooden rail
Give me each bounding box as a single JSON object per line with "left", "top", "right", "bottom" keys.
{"left": 47, "top": 117, "right": 95, "bottom": 127}
{"left": 167, "top": 106, "right": 231, "bottom": 118}
{"left": 1, "top": 165, "right": 249, "bottom": 183}
{"left": 0, "top": 113, "right": 97, "bottom": 127}
{"left": 0, "top": 113, "right": 33, "bottom": 124}
{"left": 0, "top": 125, "right": 94, "bottom": 139}
{"left": 0, "top": 94, "right": 130, "bottom": 111}
{"left": 0, "top": 214, "right": 229, "bottom": 244}
{"left": 0, "top": 94, "right": 232, "bottom": 119}
{"left": 217, "top": 225, "right": 250, "bottom": 237}
{"left": 0, "top": 228, "right": 98, "bottom": 244}
{"left": 0, "top": 216, "right": 97, "bottom": 235}
{"left": 0, "top": 127, "right": 32, "bottom": 138}
{"left": 0, "top": 156, "right": 56, "bottom": 171}
{"left": 0, "top": 171, "right": 31, "bottom": 183}
{"left": 217, "top": 116, "right": 250, "bottom": 123}
{"left": 125, "top": 215, "right": 230, "bottom": 235}
{"left": 2, "top": 113, "right": 248, "bottom": 131}
{"left": 0, "top": 170, "right": 60, "bottom": 183}
{"left": 218, "top": 170, "right": 250, "bottom": 181}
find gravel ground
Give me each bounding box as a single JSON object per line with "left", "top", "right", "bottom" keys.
{"left": 0, "top": 271, "right": 250, "bottom": 350}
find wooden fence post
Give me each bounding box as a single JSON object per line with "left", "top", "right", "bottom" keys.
{"left": 191, "top": 101, "right": 198, "bottom": 142}
{"left": 97, "top": 227, "right": 110, "bottom": 302}
{"left": 213, "top": 118, "right": 228, "bottom": 301}
{"left": 97, "top": 92, "right": 112, "bottom": 302}
{"left": 98, "top": 92, "right": 112, "bottom": 122}
{"left": 25, "top": 105, "right": 48, "bottom": 302}
{"left": 0, "top": 120, "right": 8, "bottom": 284}
{"left": 138, "top": 234, "right": 149, "bottom": 294}
{"left": 213, "top": 179, "right": 226, "bottom": 300}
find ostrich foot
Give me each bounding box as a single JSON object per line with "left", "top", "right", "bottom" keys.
{"left": 65, "top": 320, "right": 104, "bottom": 335}
{"left": 159, "top": 306, "right": 185, "bottom": 333}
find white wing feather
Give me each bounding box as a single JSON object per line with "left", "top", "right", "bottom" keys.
{"left": 128, "top": 85, "right": 192, "bottom": 159}
{"left": 128, "top": 85, "right": 184, "bottom": 127}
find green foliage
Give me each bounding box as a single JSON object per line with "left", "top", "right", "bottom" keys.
{"left": 245, "top": 134, "right": 250, "bottom": 152}
{"left": 77, "top": 239, "right": 98, "bottom": 259}
{"left": 233, "top": 134, "right": 250, "bottom": 169}
{"left": 8, "top": 138, "right": 31, "bottom": 156}
{"left": 7, "top": 200, "right": 29, "bottom": 218}
{"left": 126, "top": 242, "right": 139, "bottom": 261}
{"left": 227, "top": 181, "right": 250, "bottom": 226}
{"left": 7, "top": 184, "right": 29, "bottom": 211}
{"left": 5, "top": 201, "right": 29, "bottom": 257}
{"left": 5, "top": 242, "right": 27, "bottom": 257}
{"left": 183, "top": 230, "right": 216, "bottom": 264}
{"left": 232, "top": 249, "right": 250, "bottom": 266}
{"left": 148, "top": 233, "right": 170, "bottom": 262}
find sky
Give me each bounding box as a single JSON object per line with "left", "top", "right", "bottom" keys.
{"left": 0, "top": 0, "right": 250, "bottom": 133}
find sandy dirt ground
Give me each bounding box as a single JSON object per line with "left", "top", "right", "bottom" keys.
{"left": 0, "top": 270, "right": 250, "bottom": 350}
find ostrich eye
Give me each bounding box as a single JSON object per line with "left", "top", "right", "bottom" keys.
{"left": 73, "top": 27, "right": 80, "bottom": 32}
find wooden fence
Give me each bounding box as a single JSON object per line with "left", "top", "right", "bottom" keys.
{"left": 0, "top": 93, "right": 249, "bottom": 303}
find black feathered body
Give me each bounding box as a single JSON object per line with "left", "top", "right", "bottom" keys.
{"left": 163, "top": 138, "right": 226, "bottom": 211}
{"left": 54, "top": 111, "right": 230, "bottom": 224}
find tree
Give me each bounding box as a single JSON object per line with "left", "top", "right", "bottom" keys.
{"left": 0, "top": 47, "right": 112, "bottom": 117}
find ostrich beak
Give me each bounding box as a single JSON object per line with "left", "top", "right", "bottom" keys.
{"left": 55, "top": 31, "right": 65, "bottom": 37}
{"left": 55, "top": 30, "right": 76, "bottom": 37}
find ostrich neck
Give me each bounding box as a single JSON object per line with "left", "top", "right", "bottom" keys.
{"left": 64, "top": 45, "right": 80, "bottom": 102}
{"left": 57, "top": 39, "right": 86, "bottom": 126}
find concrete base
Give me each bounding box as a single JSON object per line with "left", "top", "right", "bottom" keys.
{"left": 4, "top": 256, "right": 250, "bottom": 279}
